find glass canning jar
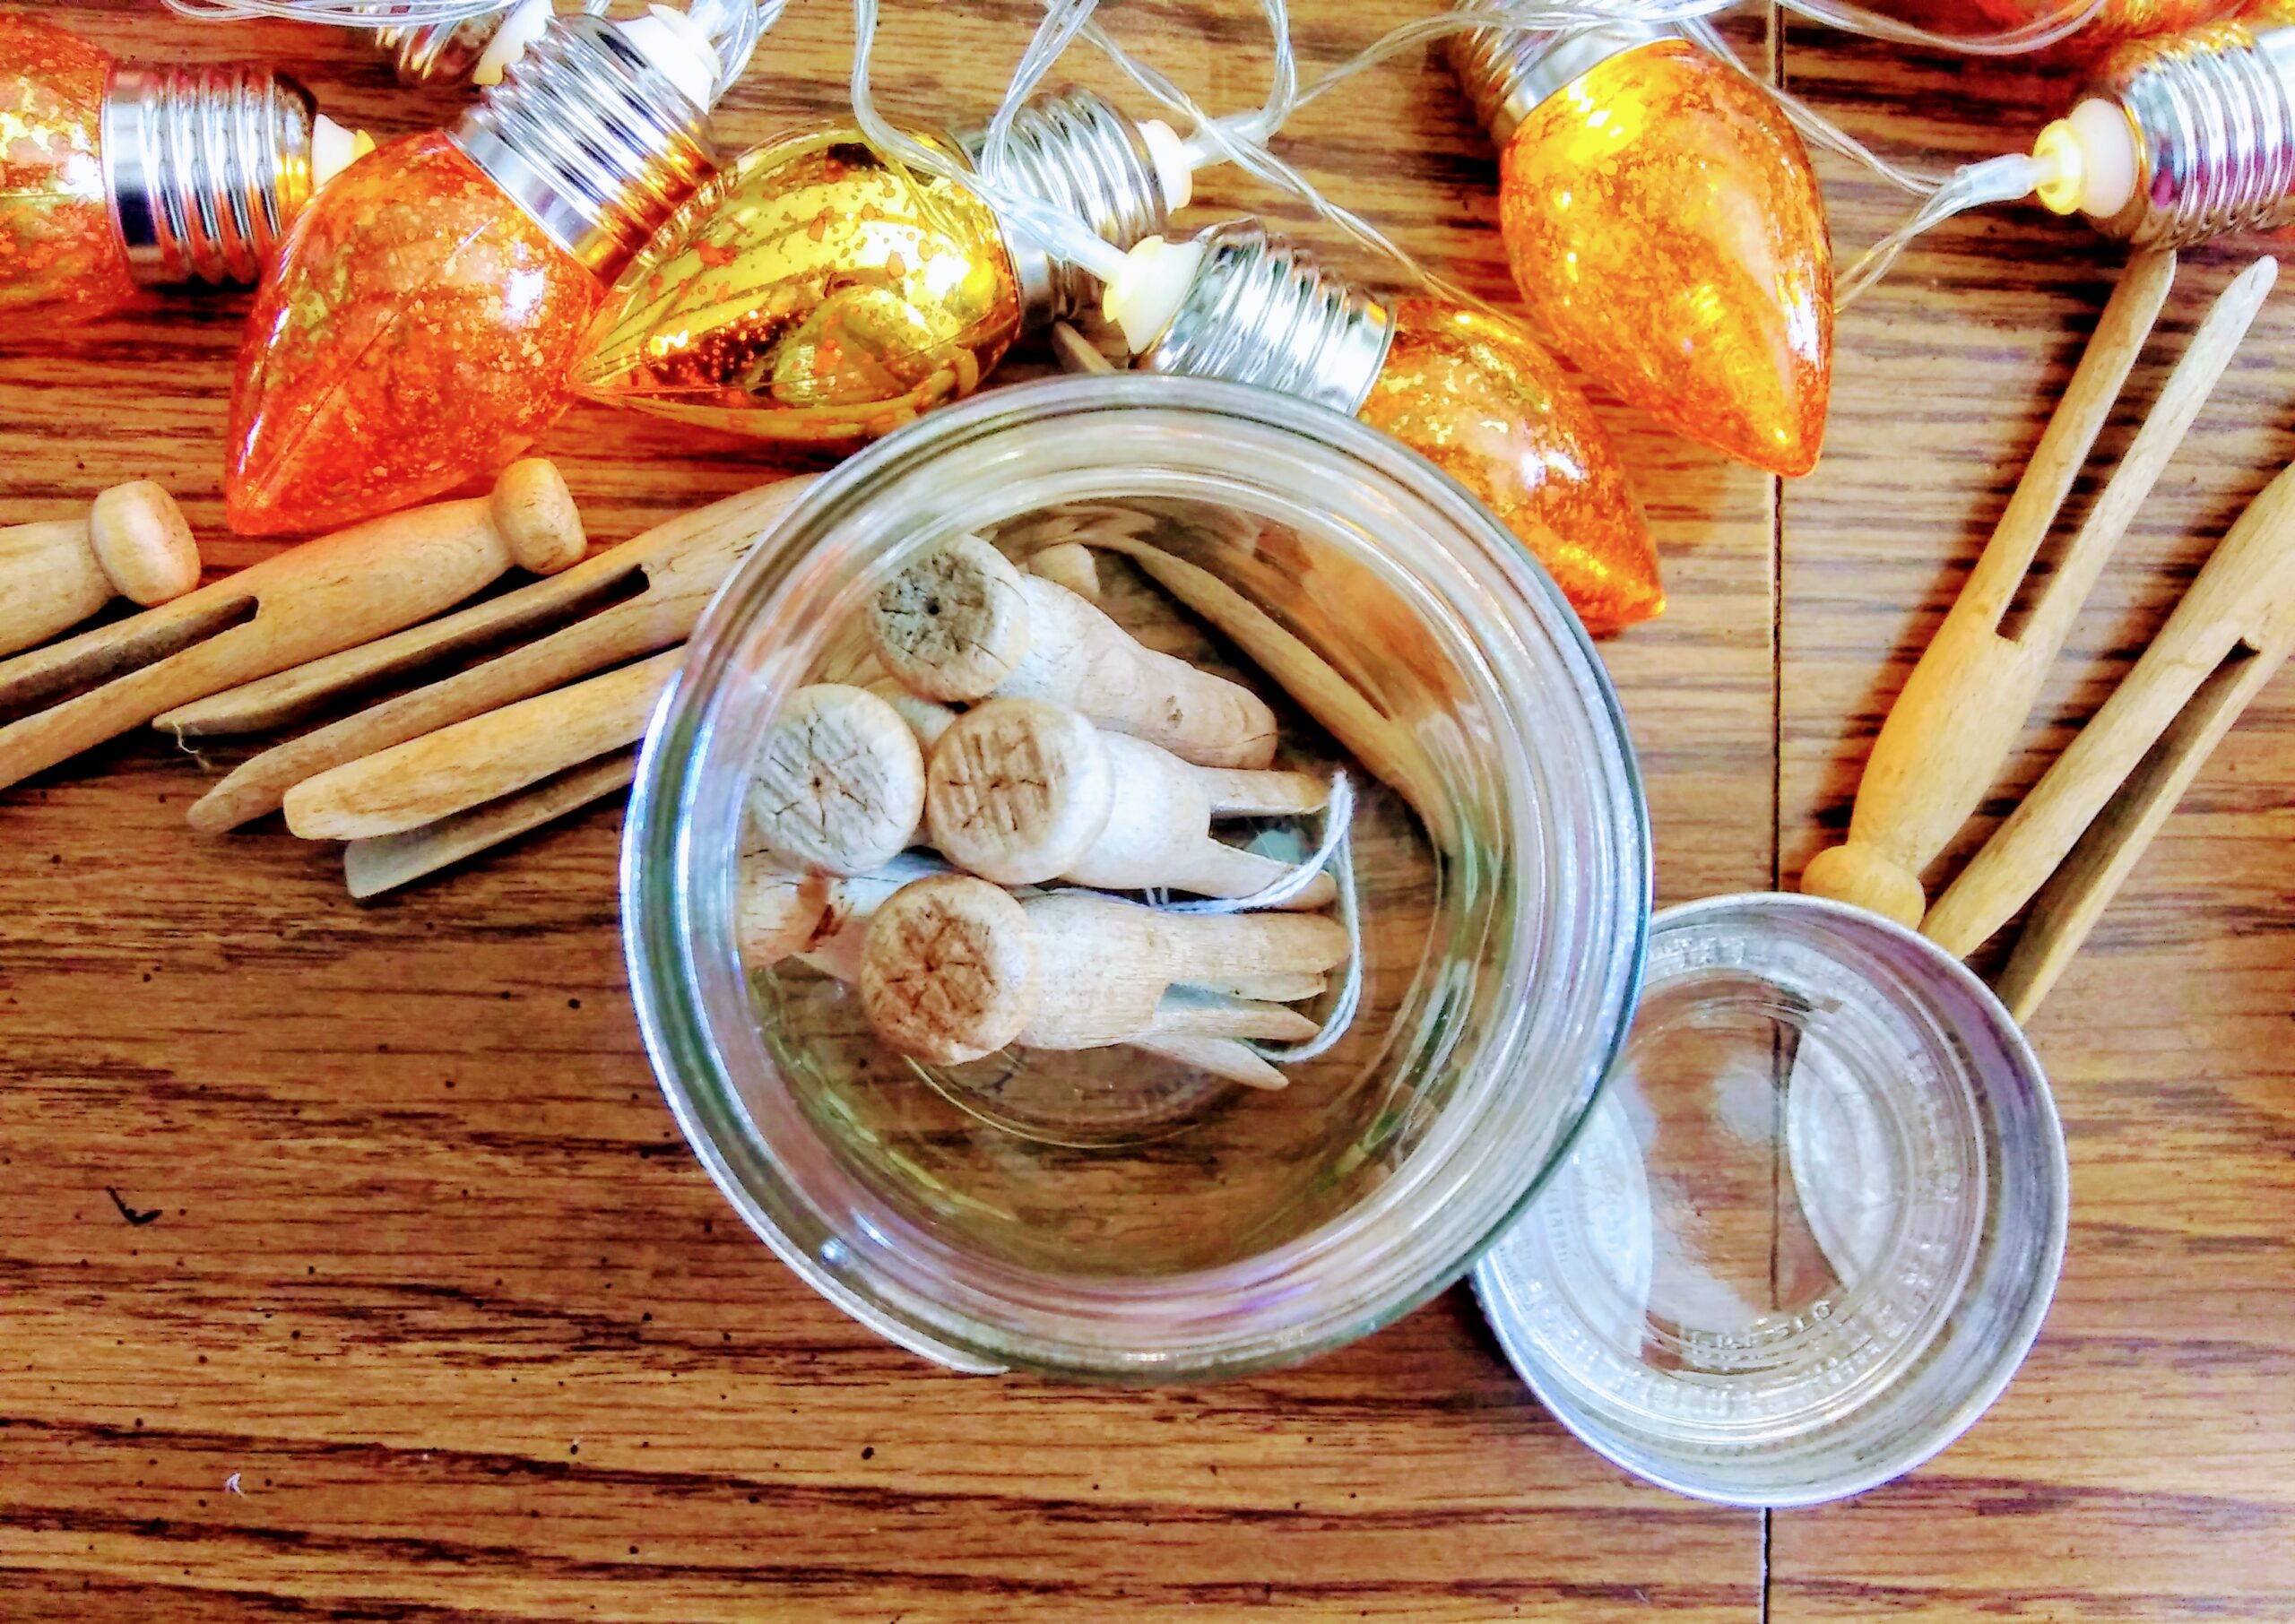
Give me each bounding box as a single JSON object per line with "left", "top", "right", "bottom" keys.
{"left": 622, "top": 374, "right": 1650, "bottom": 1379}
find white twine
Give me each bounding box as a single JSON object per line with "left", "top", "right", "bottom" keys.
{"left": 1156, "top": 771, "right": 1355, "bottom": 914}
{"left": 1144, "top": 771, "right": 1366, "bottom": 1065}
{"left": 1251, "top": 818, "right": 1363, "bottom": 1064}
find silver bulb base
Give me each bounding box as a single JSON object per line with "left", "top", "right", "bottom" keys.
{"left": 1446, "top": 2, "right": 1667, "bottom": 149}
{"left": 2085, "top": 17, "right": 2295, "bottom": 245}
{"left": 957, "top": 89, "right": 1178, "bottom": 328}
{"left": 452, "top": 13, "right": 715, "bottom": 282}
{"left": 102, "top": 64, "right": 320, "bottom": 287}
{"left": 1133, "top": 220, "right": 1393, "bottom": 418}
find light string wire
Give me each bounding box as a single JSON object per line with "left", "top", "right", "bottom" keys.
{"left": 1834, "top": 150, "right": 2053, "bottom": 299}
{"left": 846, "top": 0, "right": 1770, "bottom": 302}
{"left": 689, "top": 0, "right": 785, "bottom": 98}
{"left": 850, "top": 0, "right": 1132, "bottom": 281}
{"left": 848, "top": 0, "right": 2102, "bottom": 319}
{"left": 167, "top": 0, "right": 510, "bottom": 19}
{"left": 1785, "top": 0, "right": 2103, "bottom": 54}
{"left": 161, "top": 0, "right": 784, "bottom": 96}
{"left": 1087, "top": 0, "right": 1770, "bottom": 314}
{"left": 1675, "top": 2, "right": 2101, "bottom": 303}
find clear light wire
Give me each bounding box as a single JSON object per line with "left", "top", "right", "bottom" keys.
{"left": 1780, "top": 0, "right": 2105, "bottom": 55}
{"left": 849, "top": 0, "right": 1135, "bottom": 280}
{"left": 163, "top": 0, "right": 785, "bottom": 98}
{"left": 688, "top": 0, "right": 787, "bottom": 99}
{"left": 848, "top": 0, "right": 1746, "bottom": 309}
{"left": 849, "top": 0, "right": 2089, "bottom": 316}
{"left": 165, "top": 0, "right": 511, "bottom": 22}
{"left": 1074, "top": 2, "right": 1505, "bottom": 314}
{"left": 1834, "top": 150, "right": 2049, "bottom": 301}
{"left": 1074, "top": 0, "right": 1749, "bottom": 313}
{"left": 1678, "top": 13, "right": 1946, "bottom": 196}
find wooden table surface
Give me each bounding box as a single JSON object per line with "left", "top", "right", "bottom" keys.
{"left": 4, "top": 2, "right": 2291, "bottom": 1619}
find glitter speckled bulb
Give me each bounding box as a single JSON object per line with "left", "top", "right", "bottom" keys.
{"left": 225, "top": 12, "right": 717, "bottom": 535}
{"left": 574, "top": 90, "right": 1188, "bottom": 444}
{"left": 1113, "top": 221, "right": 1662, "bottom": 632}
{"left": 1450, "top": 16, "right": 1832, "bottom": 479}
{"left": 0, "top": 11, "right": 363, "bottom": 324}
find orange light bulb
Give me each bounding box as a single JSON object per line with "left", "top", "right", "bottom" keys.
{"left": 1453, "top": 24, "right": 1832, "bottom": 478}
{"left": 1, "top": 12, "right": 351, "bottom": 326}
{"left": 224, "top": 13, "right": 716, "bottom": 534}
{"left": 0, "top": 14, "right": 133, "bottom": 321}
{"left": 1360, "top": 297, "right": 1662, "bottom": 632}
{"left": 1125, "top": 223, "right": 1660, "bottom": 632}
{"left": 227, "top": 133, "right": 604, "bottom": 535}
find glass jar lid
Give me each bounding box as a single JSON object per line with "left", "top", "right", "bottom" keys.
{"left": 1474, "top": 893, "right": 2068, "bottom": 1506}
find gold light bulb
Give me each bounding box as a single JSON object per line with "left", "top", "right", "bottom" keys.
{"left": 575, "top": 91, "right": 1182, "bottom": 444}
{"left": 575, "top": 127, "right": 1026, "bottom": 443}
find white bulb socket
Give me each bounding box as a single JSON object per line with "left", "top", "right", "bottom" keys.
{"left": 310, "top": 115, "right": 374, "bottom": 188}
{"left": 2034, "top": 98, "right": 2141, "bottom": 219}
{"left": 472, "top": 0, "right": 553, "bottom": 88}
{"left": 2068, "top": 99, "right": 2139, "bottom": 217}
{"left": 1139, "top": 118, "right": 1195, "bottom": 212}
{"left": 1102, "top": 234, "right": 1209, "bottom": 355}
{"left": 612, "top": 4, "right": 723, "bottom": 111}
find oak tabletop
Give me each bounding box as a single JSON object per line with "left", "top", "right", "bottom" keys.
{"left": 4, "top": 2, "right": 2291, "bottom": 1620}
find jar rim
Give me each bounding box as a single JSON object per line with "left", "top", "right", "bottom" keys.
{"left": 623, "top": 374, "right": 1652, "bottom": 1378}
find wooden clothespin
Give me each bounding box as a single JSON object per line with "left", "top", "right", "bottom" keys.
{"left": 0, "top": 460, "right": 585, "bottom": 794}
{"left": 1802, "top": 253, "right": 2274, "bottom": 924}
{"left": 282, "top": 649, "right": 683, "bottom": 841}
{"left": 169, "top": 476, "right": 818, "bottom": 832}
{"left": 0, "top": 481, "right": 200, "bottom": 657}
{"left": 870, "top": 532, "right": 1277, "bottom": 769}
{"left": 1924, "top": 460, "right": 2295, "bottom": 1019}
{"left": 857, "top": 877, "right": 1346, "bottom": 1078}
{"left": 342, "top": 751, "right": 638, "bottom": 901}
{"left": 925, "top": 697, "right": 1332, "bottom": 904}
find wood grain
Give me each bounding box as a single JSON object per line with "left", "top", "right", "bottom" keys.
{"left": 1777, "top": 16, "right": 2295, "bottom": 1620}
{"left": 8, "top": 0, "right": 2282, "bottom": 1620}
{"left": 0, "top": 3, "right": 1771, "bottom": 1619}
